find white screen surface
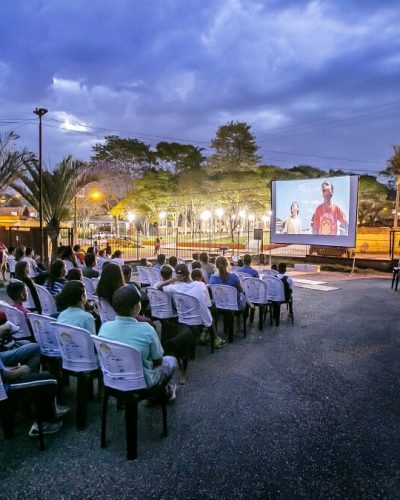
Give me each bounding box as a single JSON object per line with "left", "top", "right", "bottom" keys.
{"left": 270, "top": 175, "right": 358, "bottom": 247}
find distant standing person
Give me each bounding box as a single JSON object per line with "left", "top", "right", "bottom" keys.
{"left": 154, "top": 238, "right": 161, "bottom": 256}
{"left": 311, "top": 181, "right": 348, "bottom": 235}
{"left": 282, "top": 202, "right": 302, "bottom": 234}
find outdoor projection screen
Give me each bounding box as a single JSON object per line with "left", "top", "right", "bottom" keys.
{"left": 270, "top": 175, "right": 358, "bottom": 247}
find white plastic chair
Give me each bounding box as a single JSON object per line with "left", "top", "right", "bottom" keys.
{"left": 82, "top": 277, "right": 96, "bottom": 301}
{"left": 0, "top": 300, "right": 32, "bottom": 339}
{"left": 209, "top": 284, "right": 247, "bottom": 342}
{"left": 234, "top": 271, "right": 252, "bottom": 287}
{"left": 98, "top": 298, "right": 116, "bottom": 323}
{"left": 62, "top": 260, "right": 75, "bottom": 272}
{"left": 262, "top": 276, "right": 293, "bottom": 326}
{"left": 92, "top": 336, "right": 168, "bottom": 460}
{"left": 242, "top": 278, "right": 270, "bottom": 330}
{"left": 171, "top": 292, "right": 212, "bottom": 328}
{"left": 148, "top": 268, "right": 162, "bottom": 286}
{"left": 51, "top": 322, "right": 99, "bottom": 429}
{"left": 262, "top": 269, "right": 278, "bottom": 277}
{"left": 27, "top": 313, "right": 61, "bottom": 357}
{"left": 136, "top": 266, "right": 151, "bottom": 286}
{"left": 147, "top": 288, "right": 177, "bottom": 320}
{"left": 34, "top": 285, "right": 57, "bottom": 316}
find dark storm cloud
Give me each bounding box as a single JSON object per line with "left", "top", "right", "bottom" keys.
{"left": 0, "top": 0, "right": 399, "bottom": 173}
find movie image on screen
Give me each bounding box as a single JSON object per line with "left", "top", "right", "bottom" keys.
{"left": 270, "top": 175, "right": 358, "bottom": 247}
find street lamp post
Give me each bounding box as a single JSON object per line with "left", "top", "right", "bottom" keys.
{"left": 200, "top": 210, "right": 211, "bottom": 251}
{"left": 238, "top": 209, "right": 246, "bottom": 259}
{"left": 33, "top": 107, "right": 48, "bottom": 262}
{"left": 127, "top": 212, "right": 135, "bottom": 259}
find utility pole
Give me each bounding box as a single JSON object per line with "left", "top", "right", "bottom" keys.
{"left": 33, "top": 107, "right": 48, "bottom": 262}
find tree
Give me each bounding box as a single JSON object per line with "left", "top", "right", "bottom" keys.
{"left": 155, "top": 142, "right": 205, "bottom": 174}
{"left": 209, "top": 121, "right": 261, "bottom": 172}
{"left": 12, "top": 156, "right": 98, "bottom": 261}
{"left": 0, "top": 131, "right": 34, "bottom": 192}
{"left": 91, "top": 135, "right": 157, "bottom": 177}
{"left": 381, "top": 145, "right": 400, "bottom": 182}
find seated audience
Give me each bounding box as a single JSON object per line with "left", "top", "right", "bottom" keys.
{"left": 191, "top": 268, "right": 205, "bottom": 283}
{"left": 96, "top": 249, "right": 108, "bottom": 271}
{"left": 277, "top": 262, "right": 293, "bottom": 299}
{"left": 168, "top": 256, "right": 178, "bottom": 269}
{"left": 199, "top": 252, "right": 216, "bottom": 279}
{"left": 98, "top": 285, "right": 177, "bottom": 399}
{"left": 7, "top": 280, "right": 30, "bottom": 315}
{"left": 0, "top": 356, "right": 67, "bottom": 437}
{"left": 66, "top": 268, "right": 83, "bottom": 281}
{"left": 210, "top": 256, "right": 245, "bottom": 310}
{"left": 191, "top": 260, "right": 202, "bottom": 270}
{"left": 21, "top": 247, "right": 39, "bottom": 278}
{"left": 140, "top": 258, "right": 151, "bottom": 268}
{"left": 14, "top": 261, "right": 42, "bottom": 314}
{"left": 111, "top": 250, "right": 124, "bottom": 266}
{"left": 61, "top": 245, "right": 79, "bottom": 269}
{"left": 159, "top": 263, "right": 225, "bottom": 349}
{"left": 82, "top": 253, "right": 100, "bottom": 278}
{"left": 153, "top": 254, "right": 166, "bottom": 270}
{"left": 46, "top": 260, "right": 67, "bottom": 297}
{"left": 56, "top": 280, "right": 96, "bottom": 335}
{"left": 240, "top": 254, "right": 259, "bottom": 278}
{"left": 73, "top": 244, "right": 85, "bottom": 266}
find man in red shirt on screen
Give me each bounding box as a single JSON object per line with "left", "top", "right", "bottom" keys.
{"left": 311, "top": 180, "right": 348, "bottom": 235}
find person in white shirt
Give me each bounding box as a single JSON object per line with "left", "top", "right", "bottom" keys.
{"left": 6, "top": 246, "right": 16, "bottom": 279}
{"left": 111, "top": 250, "right": 124, "bottom": 266}
{"left": 21, "top": 247, "right": 40, "bottom": 278}
{"left": 96, "top": 249, "right": 109, "bottom": 272}
{"left": 157, "top": 263, "right": 226, "bottom": 349}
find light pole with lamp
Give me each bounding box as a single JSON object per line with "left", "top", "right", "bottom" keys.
{"left": 238, "top": 209, "right": 246, "bottom": 260}
{"left": 200, "top": 210, "right": 211, "bottom": 251}
{"left": 33, "top": 107, "right": 48, "bottom": 262}
{"left": 159, "top": 210, "right": 167, "bottom": 242}
{"left": 127, "top": 212, "right": 136, "bottom": 260}
{"left": 247, "top": 213, "right": 255, "bottom": 252}
{"left": 215, "top": 207, "right": 224, "bottom": 245}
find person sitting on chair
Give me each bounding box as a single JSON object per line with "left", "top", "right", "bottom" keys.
{"left": 153, "top": 254, "right": 166, "bottom": 271}
{"left": 240, "top": 254, "right": 259, "bottom": 278}
{"left": 98, "top": 286, "right": 177, "bottom": 400}
{"left": 82, "top": 253, "right": 100, "bottom": 279}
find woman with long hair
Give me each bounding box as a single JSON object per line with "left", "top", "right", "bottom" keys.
{"left": 60, "top": 245, "right": 78, "bottom": 269}
{"left": 56, "top": 280, "right": 96, "bottom": 335}
{"left": 14, "top": 260, "right": 42, "bottom": 314}
{"left": 96, "top": 262, "right": 124, "bottom": 305}
{"left": 45, "top": 260, "right": 67, "bottom": 297}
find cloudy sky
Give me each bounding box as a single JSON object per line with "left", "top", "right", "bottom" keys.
{"left": 1, "top": 0, "right": 399, "bottom": 175}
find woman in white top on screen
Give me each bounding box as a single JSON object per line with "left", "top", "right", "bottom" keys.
{"left": 282, "top": 201, "right": 302, "bottom": 234}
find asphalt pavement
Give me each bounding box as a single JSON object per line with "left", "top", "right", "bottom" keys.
{"left": 0, "top": 274, "right": 399, "bottom": 499}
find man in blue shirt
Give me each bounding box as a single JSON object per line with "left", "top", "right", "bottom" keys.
{"left": 240, "top": 254, "right": 259, "bottom": 278}
{"left": 99, "top": 286, "right": 177, "bottom": 399}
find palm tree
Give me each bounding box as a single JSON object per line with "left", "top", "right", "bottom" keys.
{"left": 0, "top": 131, "right": 34, "bottom": 192}
{"left": 12, "top": 156, "right": 98, "bottom": 261}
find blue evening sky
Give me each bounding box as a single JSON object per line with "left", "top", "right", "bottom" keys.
{"left": 0, "top": 0, "right": 399, "bottom": 175}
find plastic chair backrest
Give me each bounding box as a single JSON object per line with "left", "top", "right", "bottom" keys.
{"left": 92, "top": 336, "right": 147, "bottom": 391}
{"left": 263, "top": 276, "right": 285, "bottom": 302}
{"left": 242, "top": 278, "right": 268, "bottom": 304}
{"left": 136, "top": 266, "right": 151, "bottom": 285}
{"left": 262, "top": 269, "right": 278, "bottom": 277}
{"left": 51, "top": 322, "right": 98, "bottom": 372}
{"left": 147, "top": 288, "right": 177, "bottom": 319}
{"left": 27, "top": 313, "right": 61, "bottom": 357}
{"left": 0, "top": 300, "right": 31, "bottom": 339}
{"left": 82, "top": 277, "right": 96, "bottom": 300}
{"left": 234, "top": 271, "right": 252, "bottom": 286}
{"left": 34, "top": 284, "right": 57, "bottom": 316}
{"left": 209, "top": 284, "right": 239, "bottom": 311}
{"left": 62, "top": 260, "right": 75, "bottom": 272}
{"left": 98, "top": 298, "right": 116, "bottom": 323}
{"left": 171, "top": 292, "right": 204, "bottom": 326}
{"left": 148, "top": 268, "right": 162, "bottom": 286}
